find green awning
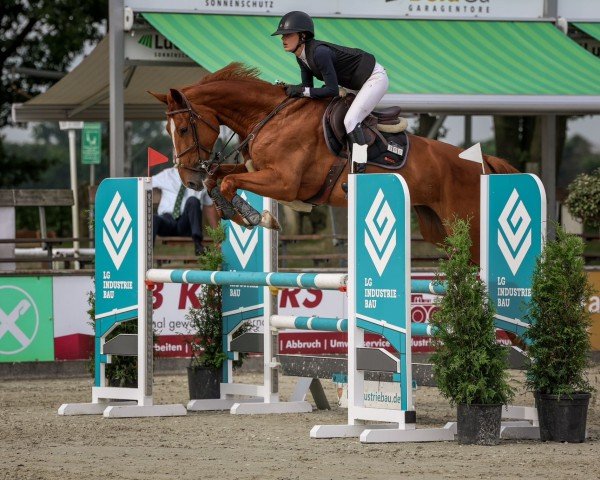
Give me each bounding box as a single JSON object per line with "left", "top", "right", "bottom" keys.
{"left": 144, "top": 14, "right": 600, "bottom": 97}
{"left": 574, "top": 22, "right": 600, "bottom": 42}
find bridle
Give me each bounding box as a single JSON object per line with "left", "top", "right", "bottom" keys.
{"left": 166, "top": 90, "right": 220, "bottom": 175}
{"left": 166, "top": 89, "right": 297, "bottom": 176}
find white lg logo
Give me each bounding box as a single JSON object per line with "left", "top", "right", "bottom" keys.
{"left": 498, "top": 189, "right": 531, "bottom": 275}
{"left": 103, "top": 192, "right": 133, "bottom": 270}
{"left": 365, "top": 189, "right": 397, "bottom": 276}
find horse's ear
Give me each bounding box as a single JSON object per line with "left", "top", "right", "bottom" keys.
{"left": 147, "top": 91, "right": 168, "bottom": 104}
{"left": 169, "top": 88, "right": 184, "bottom": 105}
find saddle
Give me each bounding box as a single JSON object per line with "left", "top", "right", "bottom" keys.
{"left": 304, "top": 94, "right": 411, "bottom": 206}
{"left": 322, "top": 94, "right": 410, "bottom": 169}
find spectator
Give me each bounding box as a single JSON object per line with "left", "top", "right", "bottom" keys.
{"left": 152, "top": 167, "right": 219, "bottom": 255}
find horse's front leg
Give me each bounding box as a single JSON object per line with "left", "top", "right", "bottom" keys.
{"left": 204, "top": 164, "right": 249, "bottom": 222}
{"left": 220, "top": 168, "right": 298, "bottom": 231}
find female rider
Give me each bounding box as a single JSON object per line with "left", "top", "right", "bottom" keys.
{"left": 272, "top": 11, "right": 389, "bottom": 172}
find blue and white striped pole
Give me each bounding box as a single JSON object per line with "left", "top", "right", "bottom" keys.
{"left": 146, "top": 269, "right": 347, "bottom": 290}
{"left": 270, "top": 315, "right": 437, "bottom": 336}
{"left": 410, "top": 280, "right": 446, "bottom": 295}
{"left": 271, "top": 315, "right": 348, "bottom": 332}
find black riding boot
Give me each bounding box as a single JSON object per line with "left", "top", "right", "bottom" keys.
{"left": 348, "top": 124, "right": 367, "bottom": 173}
{"left": 347, "top": 124, "right": 367, "bottom": 146}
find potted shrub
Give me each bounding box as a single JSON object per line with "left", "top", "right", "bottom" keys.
{"left": 524, "top": 226, "right": 594, "bottom": 442}
{"left": 429, "top": 218, "right": 514, "bottom": 445}
{"left": 185, "top": 225, "right": 250, "bottom": 399}
{"left": 565, "top": 167, "right": 600, "bottom": 230}
{"left": 185, "top": 225, "right": 227, "bottom": 399}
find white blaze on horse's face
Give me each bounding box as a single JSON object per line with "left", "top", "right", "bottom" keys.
{"left": 168, "top": 117, "right": 179, "bottom": 165}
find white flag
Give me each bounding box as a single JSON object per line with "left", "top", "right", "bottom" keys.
{"left": 459, "top": 143, "right": 483, "bottom": 164}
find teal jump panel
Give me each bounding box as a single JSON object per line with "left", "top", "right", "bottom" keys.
{"left": 93, "top": 177, "right": 143, "bottom": 386}
{"left": 481, "top": 174, "right": 545, "bottom": 338}
{"left": 353, "top": 173, "right": 411, "bottom": 411}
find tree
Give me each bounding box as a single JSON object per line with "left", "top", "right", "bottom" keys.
{"left": 0, "top": 134, "right": 56, "bottom": 187}
{"left": 493, "top": 116, "right": 568, "bottom": 172}
{"left": 1, "top": 0, "right": 107, "bottom": 127}
{"left": 559, "top": 135, "right": 600, "bottom": 189}
{"left": 413, "top": 114, "right": 447, "bottom": 140}
{"left": 1, "top": 1, "right": 108, "bottom": 187}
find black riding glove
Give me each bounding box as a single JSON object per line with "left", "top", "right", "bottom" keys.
{"left": 285, "top": 85, "right": 305, "bottom": 98}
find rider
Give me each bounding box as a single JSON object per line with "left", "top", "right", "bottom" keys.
{"left": 272, "top": 10, "right": 389, "bottom": 172}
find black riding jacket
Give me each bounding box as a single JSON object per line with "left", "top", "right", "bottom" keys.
{"left": 297, "top": 39, "right": 376, "bottom": 99}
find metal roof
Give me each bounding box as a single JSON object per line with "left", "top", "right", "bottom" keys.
{"left": 12, "top": 37, "right": 209, "bottom": 122}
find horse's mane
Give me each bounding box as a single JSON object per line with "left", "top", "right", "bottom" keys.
{"left": 199, "top": 62, "right": 267, "bottom": 86}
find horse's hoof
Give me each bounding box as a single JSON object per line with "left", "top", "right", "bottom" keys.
{"left": 244, "top": 211, "right": 262, "bottom": 226}
{"left": 259, "top": 210, "right": 281, "bottom": 231}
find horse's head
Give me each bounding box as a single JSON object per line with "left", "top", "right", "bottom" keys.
{"left": 148, "top": 89, "right": 220, "bottom": 191}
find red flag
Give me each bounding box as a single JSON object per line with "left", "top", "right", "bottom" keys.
{"left": 147, "top": 147, "right": 169, "bottom": 176}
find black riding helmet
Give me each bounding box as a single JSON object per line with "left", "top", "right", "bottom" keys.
{"left": 271, "top": 11, "right": 314, "bottom": 37}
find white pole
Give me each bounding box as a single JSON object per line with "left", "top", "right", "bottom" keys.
{"left": 89, "top": 164, "right": 95, "bottom": 241}
{"left": 68, "top": 129, "right": 80, "bottom": 269}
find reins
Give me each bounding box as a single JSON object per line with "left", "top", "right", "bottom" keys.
{"left": 166, "top": 91, "right": 296, "bottom": 176}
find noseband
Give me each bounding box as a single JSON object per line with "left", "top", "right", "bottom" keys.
{"left": 166, "top": 91, "right": 220, "bottom": 174}
{"left": 166, "top": 90, "right": 297, "bottom": 176}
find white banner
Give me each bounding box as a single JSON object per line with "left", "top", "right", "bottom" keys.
{"left": 128, "top": 0, "right": 545, "bottom": 20}
{"left": 151, "top": 284, "right": 348, "bottom": 335}
{"left": 53, "top": 276, "right": 94, "bottom": 336}
{"left": 558, "top": 0, "right": 600, "bottom": 19}
{"left": 52, "top": 276, "right": 440, "bottom": 336}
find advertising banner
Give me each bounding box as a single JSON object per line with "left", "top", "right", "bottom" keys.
{"left": 94, "top": 178, "right": 141, "bottom": 324}
{"left": 53, "top": 275, "right": 94, "bottom": 360}
{"left": 221, "top": 191, "right": 265, "bottom": 322}
{"left": 588, "top": 270, "right": 600, "bottom": 351}
{"left": 125, "top": 29, "right": 195, "bottom": 64}
{"left": 81, "top": 123, "right": 102, "bottom": 165}
{"left": 481, "top": 174, "right": 545, "bottom": 337}
{"left": 0, "top": 277, "right": 54, "bottom": 363}
{"left": 128, "top": 0, "right": 544, "bottom": 19}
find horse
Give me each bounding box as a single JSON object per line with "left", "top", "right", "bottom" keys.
{"left": 149, "top": 63, "right": 518, "bottom": 260}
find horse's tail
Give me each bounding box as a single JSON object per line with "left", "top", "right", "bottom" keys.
{"left": 483, "top": 155, "right": 519, "bottom": 174}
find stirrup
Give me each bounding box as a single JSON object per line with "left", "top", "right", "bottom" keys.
{"left": 352, "top": 161, "right": 367, "bottom": 174}
{"left": 347, "top": 124, "right": 367, "bottom": 146}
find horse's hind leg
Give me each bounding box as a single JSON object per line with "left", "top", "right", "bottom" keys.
{"left": 416, "top": 204, "right": 480, "bottom": 262}
{"left": 413, "top": 205, "right": 447, "bottom": 248}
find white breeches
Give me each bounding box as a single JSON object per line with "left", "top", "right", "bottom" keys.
{"left": 343, "top": 63, "right": 389, "bottom": 133}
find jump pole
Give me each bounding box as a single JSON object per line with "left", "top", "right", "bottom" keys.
{"left": 184, "top": 192, "right": 327, "bottom": 414}
{"left": 311, "top": 172, "right": 546, "bottom": 442}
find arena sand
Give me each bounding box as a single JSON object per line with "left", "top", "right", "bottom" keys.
{"left": 1, "top": 366, "right": 599, "bottom": 480}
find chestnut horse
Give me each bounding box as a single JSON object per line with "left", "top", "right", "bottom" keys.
{"left": 150, "top": 63, "right": 517, "bottom": 260}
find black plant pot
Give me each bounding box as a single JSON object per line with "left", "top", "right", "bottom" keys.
{"left": 536, "top": 392, "right": 590, "bottom": 443}
{"left": 457, "top": 403, "right": 502, "bottom": 445}
{"left": 187, "top": 366, "right": 222, "bottom": 400}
